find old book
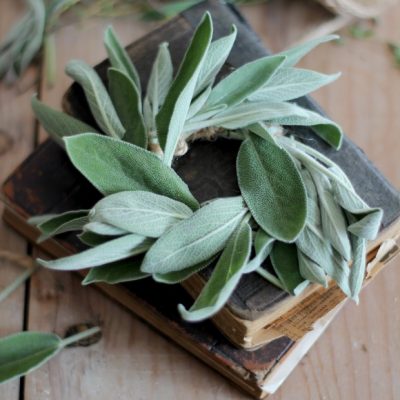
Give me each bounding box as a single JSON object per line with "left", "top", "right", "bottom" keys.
{"left": 1, "top": 1, "right": 400, "bottom": 397}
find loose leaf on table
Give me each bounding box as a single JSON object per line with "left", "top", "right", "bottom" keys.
{"left": 270, "top": 242, "right": 309, "bottom": 295}
{"left": 237, "top": 132, "right": 307, "bottom": 242}
{"left": 153, "top": 257, "right": 216, "bottom": 284}
{"left": 178, "top": 218, "right": 252, "bottom": 321}
{"left": 203, "top": 55, "right": 285, "bottom": 109}
{"left": 244, "top": 229, "right": 275, "bottom": 273}
{"left": 83, "top": 257, "right": 149, "bottom": 285}
{"left": 0, "top": 328, "right": 100, "bottom": 384}
{"left": 64, "top": 133, "right": 199, "bottom": 210}
{"left": 144, "top": 43, "right": 173, "bottom": 129}
{"left": 38, "top": 234, "right": 152, "bottom": 271}
{"left": 104, "top": 26, "right": 141, "bottom": 92}
{"left": 298, "top": 249, "right": 327, "bottom": 287}
{"left": 83, "top": 221, "right": 128, "bottom": 236}
{"left": 108, "top": 68, "right": 147, "bottom": 148}
{"left": 90, "top": 191, "right": 193, "bottom": 238}
{"left": 249, "top": 68, "right": 340, "bottom": 102}
{"left": 156, "top": 12, "right": 213, "bottom": 165}
{"left": 31, "top": 96, "right": 98, "bottom": 146}
{"left": 194, "top": 26, "right": 237, "bottom": 94}
{"left": 29, "top": 209, "right": 89, "bottom": 243}
{"left": 141, "top": 197, "right": 247, "bottom": 274}
{"left": 65, "top": 60, "right": 125, "bottom": 139}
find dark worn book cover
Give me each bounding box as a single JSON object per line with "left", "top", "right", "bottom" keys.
{"left": 2, "top": 0, "right": 400, "bottom": 397}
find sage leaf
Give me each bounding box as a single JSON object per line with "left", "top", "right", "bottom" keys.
{"left": 237, "top": 132, "right": 307, "bottom": 242}
{"left": 0, "top": 327, "right": 100, "bottom": 384}
{"left": 270, "top": 242, "right": 309, "bottom": 295}
{"left": 38, "top": 234, "right": 152, "bottom": 271}
{"left": 348, "top": 232, "right": 367, "bottom": 302}
{"left": 108, "top": 68, "right": 147, "bottom": 148}
{"left": 187, "top": 85, "right": 212, "bottom": 120}
{"left": 104, "top": 26, "right": 141, "bottom": 92}
{"left": 29, "top": 210, "right": 89, "bottom": 243}
{"left": 194, "top": 26, "right": 237, "bottom": 94}
{"left": 78, "top": 231, "right": 111, "bottom": 247}
{"left": 204, "top": 55, "right": 285, "bottom": 109}
{"left": 83, "top": 221, "right": 128, "bottom": 236}
{"left": 64, "top": 133, "right": 199, "bottom": 210}
{"left": 178, "top": 218, "right": 252, "bottom": 322}
{"left": 249, "top": 68, "right": 340, "bottom": 102}
{"left": 141, "top": 197, "right": 247, "bottom": 274}
{"left": 244, "top": 229, "right": 275, "bottom": 273}
{"left": 31, "top": 96, "right": 98, "bottom": 146}
{"left": 83, "top": 257, "right": 149, "bottom": 285}
{"left": 90, "top": 191, "right": 193, "bottom": 238}
{"left": 300, "top": 168, "right": 321, "bottom": 227}
{"left": 153, "top": 257, "right": 216, "bottom": 284}
{"left": 298, "top": 249, "right": 327, "bottom": 287}
{"left": 145, "top": 42, "right": 173, "bottom": 129}
{"left": 277, "top": 35, "right": 338, "bottom": 67}
{"left": 65, "top": 60, "right": 125, "bottom": 139}
{"left": 156, "top": 12, "right": 213, "bottom": 165}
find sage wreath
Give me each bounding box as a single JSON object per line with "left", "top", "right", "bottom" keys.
{"left": 30, "top": 12, "right": 382, "bottom": 322}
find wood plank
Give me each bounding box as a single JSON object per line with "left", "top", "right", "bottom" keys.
{"left": 0, "top": 0, "right": 38, "bottom": 398}
{"left": 241, "top": 2, "right": 400, "bottom": 399}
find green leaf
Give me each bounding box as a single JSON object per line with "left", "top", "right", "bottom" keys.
{"left": 64, "top": 133, "right": 199, "bottom": 210}
{"left": 156, "top": 12, "right": 213, "bottom": 165}
{"left": 82, "top": 257, "right": 149, "bottom": 285}
{"left": 141, "top": 197, "right": 247, "bottom": 274}
{"left": 187, "top": 85, "right": 212, "bottom": 120}
{"left": 300, "top": 168, "right": 321, "bottom": 227}
{"left": 277, "top": 35, "right": 338, "bottom": 67}
{"left": 0, "top": 328, "right": 100, "bottom": 384}
{"left": 145, "top": 43, "right": 173, "bottom": 130}
{"left": 31, "top": 96, "right": 98, "bottom": 146}
{"left": 204, "top": 55, "right": 285, "bottom": 109}
{"left": 237, "top": 132, "right": 307, "bottom": 242}
{"left": 270, "top": 242, "right": 309, "bottom": 295}
{"left": 244, "top": 229, "right": 275, "bottom": 273}
{"left": 249, "top": 68, "right": 340, "bottom": 102}
{"left": 78, "top": 231, "right": 111, "bottom": 247}
{"left": 65, "top": 60, "right": 125, "bottom": 139}
{"left": 29, "top": 210, "right": 89, "bottom": 243}
{"left": 194, "top": 26, "right": 237, "bottom": 94}
{"left": 348, "top": 230, "right": 367, "bottom": 302}
{"left": 298, "top": 249, "right": 327, "bottom": 287}
{"left": 104, "top": 26, "right": 141, "bottom": 92}
{"left": 108, "top": 68, "right": 147, "bottom": 148}
{"left": 38, "top": 234, "right": 152, "bottom": 271}
{"left": 90, "top": 191, "right": 193, "bottom": 238}
{"left": 178, "top": 218, "right": 252, "bottom": 321}
{"left": 83, "top": 221, "right": 128, "bottom": 236}
{"left": 153, "top": 257, "right": 216, "bottom": 284}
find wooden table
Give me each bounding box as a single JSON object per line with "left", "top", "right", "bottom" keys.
{"left": 0, "top": 1, "right": 399, "bottom": 399}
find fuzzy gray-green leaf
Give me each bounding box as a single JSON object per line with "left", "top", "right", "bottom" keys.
{"left": 141, "top": 197, "right": 247, "bottom": 274}
{"left": 38, "top": 234, "right": 152, "bottom": 271}
{"left": 237, "top": 132, "right": 307, "bottom": 242}
{"left": 31, "top": 96, "right": 98, "bottom": 146}
{"left": 65, "top": 60, "right": 125, "bottom": 138}
{"left": 348, "top": 232, "right": 367, "bottom": 302}
{"left": 244, "top": 229, "right": 275, "bottom": 273}
{"left": 83, "top": 221, "right": 128, "bottom": 236}
{"left": 91, "top": 191, "right": 193, "bottom": 238}
{"left": 298, "top": 249, "right": 327, "bottom": 287}
{"left": 178, "top": 219, "right": 251, "bottom": 321}
{"left": 64, "top": 133, "right": 199, "bottom": 210}
{"left": 108, "top": 68, "right": 147, "bottom": 148}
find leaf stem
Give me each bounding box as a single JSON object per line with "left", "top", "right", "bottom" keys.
{"left": 255, "top": 267, "right": 285, "bottom": 290}
{"left": 61, "top": 326, "right": 101, "bottom": 347}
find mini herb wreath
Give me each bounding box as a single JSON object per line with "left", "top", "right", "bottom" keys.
{"left": 29, "top": 12, "right": 383, "bottom": 323}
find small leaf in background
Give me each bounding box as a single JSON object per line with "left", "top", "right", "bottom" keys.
{"left": 0, "top": 327, "right": 100, "bottom": 384}
{"left": 237, "top": 132, "right": 307, "bottom": 242}
{"left": 90, "top": 191, "right": 193, "bottom": 238}
{"left": 156, "top": 12, "right": 213, "bottom": 165}
{"left": 349, "top": 24, "right": 374, "bottom": 39}
{"left": 82, "top": 257, "right": 149, "bottom": 285}
{"left": 388, "top": 42, "right": 400, "bottom": 68}
{"left": 108, "top": 68, "right": 147, "bottom": 148}
{"left": 298, "top": 249, "right": 327, "bottom": 287}
{"left": 38, "top": 234, "right": 152, "bottom": 271}
{"left": 204, "top": 55, "right": 286, "bottom": 109}
{"left": 64, "top": 133, "right": 199, "bottom": 210}
{"left": 270, "top": 242, "right": 309, "bottom": 295}
{"left": 104, "top": 26, "right": 141, "bottom": 92}
{"left": 31, "top": 96, "right": 98, "bottom": 146}
{"left": 141, "top": 197, "right": 247, "bottom": 274}
{"left": 178, "top": 218, "right": 252, "bottom": 321}
{"left": 65, "top": 60, "right": 125, "bottom": 139}
{"left": 244, "top": 229, "right": 275, "bottom": 273}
